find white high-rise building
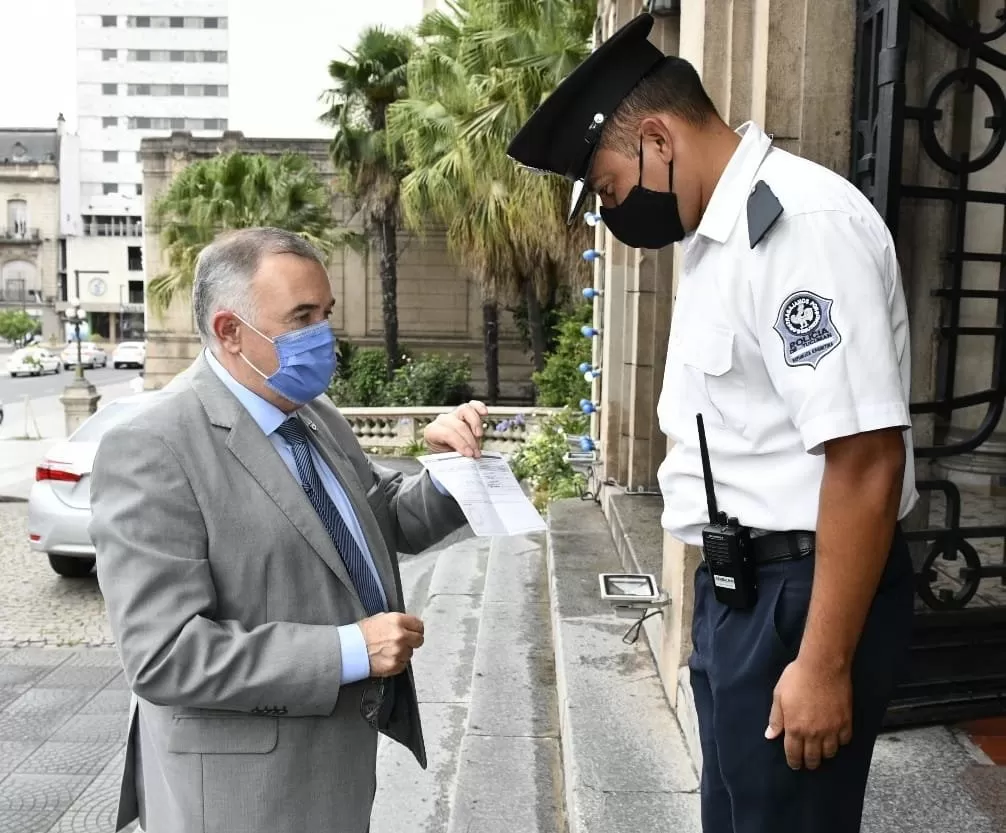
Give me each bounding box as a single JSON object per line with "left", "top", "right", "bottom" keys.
{"left": 68, "top": 0, "right": 229, "bottom": 341}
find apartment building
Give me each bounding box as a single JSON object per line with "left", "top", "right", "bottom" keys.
{"left": 67, "top": 0, "right": 229, "bottom": 341}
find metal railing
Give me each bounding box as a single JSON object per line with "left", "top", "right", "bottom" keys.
{"left": 0, "top": 227, "right": 41, "bottom": 242}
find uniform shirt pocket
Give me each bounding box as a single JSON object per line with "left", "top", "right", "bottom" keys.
{"left": 678, "top": 324, "right": 747, "bottom": 432}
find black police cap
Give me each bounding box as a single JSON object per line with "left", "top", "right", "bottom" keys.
{"left": 506, "top": 13, "right": 666, "bottom": 224}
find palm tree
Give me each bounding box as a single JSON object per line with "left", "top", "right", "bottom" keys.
{"left": 388, "top": 0, "right": 592, "bottom": 395}
{"left": 147, "top": 151, "right": 340, "bottom": 312}
{"left": 320, "top": 27, "right": 414, "bottom": 380}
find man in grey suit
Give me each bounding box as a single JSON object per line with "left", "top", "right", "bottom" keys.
{"left": 89, "top": 227, "right": 487, "bottom": 833}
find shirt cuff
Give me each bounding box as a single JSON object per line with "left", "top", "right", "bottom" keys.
{"left": 429, "top": 472, "right": 452, "bottom": 498}
{"left": 336, "top": 624, "right": 371, "bottom": 686}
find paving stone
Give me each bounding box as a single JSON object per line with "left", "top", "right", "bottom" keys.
{"left": 15, "top": 741, "right": 121, "bottom": 776}
{"left": 0, "top": 648, "right": 74, "bottom": 667}
{"left": 0, "top": 773, "right": 93, "bottom": 812}
{"left": 102, "top": 673, "right": 130, "bottom": 691}
{"left": 50, "top": 714, "right": 130, "bottom": 745}
{"left": 481, "top": 535, "right": 548, "bottom": 605}
{"left": 58, "top": 649, "right": 122, "bottom": 668}
{"left": 78, "top": 689, "right": 132, "bottom": 716}
{"left": 426, "top": 535, "right": 491, "bottom": 599}
{"left": 412, "top": 592, "right": 482, "bottom": 705}
{"left": 0, "top": 741, "right": 39, "bottom": 778}
{"left": 0, "top": 684, "right": 30, "bottom": 710}
{"left": 0, "top": 666, "right": 50, "bottom": 686}
{"left": 0, "top": 808, "right": 66, "bottom": 833}
{"left": 0, "top": 504, "right": 113, "bottom": 648}
{"left": 36, "top": 664, "right": 120, "bottom": 689}
{"left": 0, "top": 711, "right": 69, "bottom": 742}
{"left": 45, "top": 747, "right": 129, "bottom": 833}
{"left": 4, "top": 688, "right": 87, "bottom": 716}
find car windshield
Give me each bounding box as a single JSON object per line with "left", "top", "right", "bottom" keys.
{"left": 69, "top": 398, "right": 151, "bottom": 443}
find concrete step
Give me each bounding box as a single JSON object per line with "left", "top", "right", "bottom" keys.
{"left": 372, "top": 531, "right": 564, "bottom": 833}
{"left": 547, "top": 499, "right": 701, "bottom": 833}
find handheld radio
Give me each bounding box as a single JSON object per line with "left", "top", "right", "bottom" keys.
{"left": 697, "top": 414, "right": 757, "bottom": 610}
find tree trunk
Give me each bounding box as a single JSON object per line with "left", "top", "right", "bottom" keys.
{"left": 377, "top": 206, "right": 400, "bottom": 380}
{"left": 482, "top": 302, "right": 500, "bottom": 405}
{"left": 525, "top": 280, "right": 547, "bottom": 373}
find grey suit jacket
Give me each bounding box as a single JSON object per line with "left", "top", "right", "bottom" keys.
{"left": 88, "top": 354, "right": 467, "bottom": 833}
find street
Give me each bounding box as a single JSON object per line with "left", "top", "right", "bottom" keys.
{"left": 0, "top": 366, "right": 130, "bottom": 407}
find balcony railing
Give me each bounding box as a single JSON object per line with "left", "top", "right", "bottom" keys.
{"left": 83, "top": 222, "right": 144, "bottom": 237}
{"left": 0, "top": 227, "right": 41, "bottom": 243}
{"left": 0, "top": 287, "right": 44, "bottom": 304}
{"left": 339, "top": 407, "right": 561, "bottom": 454}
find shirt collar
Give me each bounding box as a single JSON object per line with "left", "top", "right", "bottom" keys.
{"left": 694, "top": 121, "right": 774, "bottom": 244}
{"left": 204, "top": 348, "right": 289, "bottom": 437}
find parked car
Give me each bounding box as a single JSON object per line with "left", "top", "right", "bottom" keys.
{"left": 28, "top": 392, "right": 160, "bottom": 577}
{"left": 61, "top": 341, "right": 108, "bottom": 370}
{"left": 112, "top": 340, "right": 146, "bottom": 369}
{"left": 6, "top": 347, "right": 61, "bottom": 377}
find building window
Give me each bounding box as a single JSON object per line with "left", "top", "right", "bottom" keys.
{"left": 103, "top": 150, "right": 118, "bottom": 163}
{"left": 151, "top": 16, "right": 170, "bottom": 28}
{"left": 132, "top": 16, "right": 150, "bottom": 27}
{"left": 102, "top": 83, "right": 117, "bottom": 95}
{"left": 102, "top": 116, "right": 118, "bottom": 128}
{"left": 134, "top": 50, "right": 151, "bottom": 61}
{"left": 101, "top": 15, "right": 117, "bottom": 27}
{"left": 170, "top": 50, "right": 184, "bottom": 62}
{"left": 170, "top": 84, "right": 184, "bottom": 96}
{"left": 128, "top": 84, "right": 151, "bottom": 96}
{"left": 127, "top": 246, "right": 143, "bottom": 271}
{"left": 136, "top": 184, "right": 143, "bottom": 196}
{"left": 103, "top": 183, "right": 118, "bottom": 195}
{"left": 170, "top": 118, "right": 184, "bottom": 130}
{"left": 170, "top": 16, "right": 184, "bottom": 27}
{"left": 6, "top": 199, "right": 28, "bottom": 236}
{"left": 128, "top": 279, "right": 144, "bottom": 304}
{"left": 129, "top": 117, "right": 151, "bottom": 129}
{"left": 102, "top": 49, "right": 117, "bottom": 61}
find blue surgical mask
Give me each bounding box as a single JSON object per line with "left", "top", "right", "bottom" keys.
{"left": 236, "top": 316, "right": 337, "bottom": 405}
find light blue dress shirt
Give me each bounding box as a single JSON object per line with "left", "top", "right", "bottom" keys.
{"left": 205, "top": 349, "right": 382, "bottom": 686}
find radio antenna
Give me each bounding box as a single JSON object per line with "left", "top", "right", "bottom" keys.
{"left": 696, "top": 413, "right": 719, "bottom": 525}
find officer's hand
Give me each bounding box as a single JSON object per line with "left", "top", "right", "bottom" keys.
{"left": 764, "top": 657, "right": 853, "bottom": 770}
{"left": 424, "top": 400, "right": 489, "bottom": 459}
{"left": 359, "top": 613, "right": 425, "bottom": 678}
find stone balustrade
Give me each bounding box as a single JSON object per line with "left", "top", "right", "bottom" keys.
{"left": 339, "top": 406, "right": 562, "bottom": 454}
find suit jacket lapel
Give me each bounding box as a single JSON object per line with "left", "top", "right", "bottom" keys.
{"left": 186, "top": 356, "right": 363, "bottom": 609}
{"left": 302, "top": 408, "right": 401, "bottom": 611}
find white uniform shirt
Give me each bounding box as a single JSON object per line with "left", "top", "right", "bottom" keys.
{"left": 657, "top": 122, "right": 918, "bottom": 546}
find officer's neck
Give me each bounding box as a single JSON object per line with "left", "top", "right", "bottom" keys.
{"left": 695, "top": 126, "right": 744, "bottom": 223}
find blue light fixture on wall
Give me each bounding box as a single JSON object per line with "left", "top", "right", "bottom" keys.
{"left": 581, "top": 325, "right": 601, "bottom": 339}
{"left": 582, "top": 248, "right": 604, "bottom": 262}
{"left": 582, "top": 287, "right": 603, "bottom": 301}
{"left": 584, "top": 211, "right": 603, "bottom": 227}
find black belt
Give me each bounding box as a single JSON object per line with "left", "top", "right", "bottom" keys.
{"left": 748, "top": 530, "right": 815, "bottom": 564}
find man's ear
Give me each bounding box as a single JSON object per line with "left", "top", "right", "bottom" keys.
{"left": 213, "top": 312, "right": 241, "bottom": 355}
{"left": 639, "top": 115, "right": 674, "bottom": 164}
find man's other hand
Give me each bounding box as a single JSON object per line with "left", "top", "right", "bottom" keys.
{"left": 359, "top": 613, "right": 425, "bottom": 677}
{"left": 424, "top": 400, "right": 489, "bottom": 458}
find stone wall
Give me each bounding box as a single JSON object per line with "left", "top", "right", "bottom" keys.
{"left": 139, "top": 131, "right": 532, "bottom": 400}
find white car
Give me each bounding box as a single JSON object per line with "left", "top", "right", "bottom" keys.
{"left": 61, "top": 341, "right": 108, "bottom": 370}
{"left": 6, "top": 347, "right": 62, "bottom": 377}
{"left": 28, "top": 392, "right": 161, "bottom": 577}
{"left": 112, "top": 340, "right": 146, "bottom": 369}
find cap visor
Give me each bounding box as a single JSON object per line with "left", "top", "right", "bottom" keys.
{"left": 565, "top": 141, "right": 601, "bottom": 225}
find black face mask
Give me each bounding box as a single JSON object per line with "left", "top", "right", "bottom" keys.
{"left": 599, "top": 140, "right": 685, "bottom": 250}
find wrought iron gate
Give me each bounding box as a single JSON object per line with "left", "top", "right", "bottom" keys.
{"left": 852, "top": 0, "right": 1006, "bottom": 725}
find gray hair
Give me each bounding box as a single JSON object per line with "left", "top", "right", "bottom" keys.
{"left": 192, "top": 227, "right": 327, "bottom": 343}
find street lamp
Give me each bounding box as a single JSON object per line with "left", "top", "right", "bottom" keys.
{"left": 62, "top": 297, "right": 87, "bottom": 382}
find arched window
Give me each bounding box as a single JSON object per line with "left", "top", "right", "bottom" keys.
{"left": 1, "top": 259, "right": 36, "bottom": 302}
{"left": 6, "top": 199, "right": 27, "bottom": 237}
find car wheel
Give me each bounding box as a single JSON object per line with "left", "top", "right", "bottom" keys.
{"left": 113, "top": 363, "right": 121, "bottom": 369}
{"left": 47, "top": 554, "right": 96, "bottom": 578}
{"left": 64, "top": 363, "right": 71, "bottom": 370}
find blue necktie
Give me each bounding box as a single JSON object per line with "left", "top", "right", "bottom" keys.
{"left": 276, "top": 418, "right": 386, "bottom": 615}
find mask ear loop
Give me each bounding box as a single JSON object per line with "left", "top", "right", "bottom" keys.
{"left": 639, "top": 135, "right": 676, "bottom": 193}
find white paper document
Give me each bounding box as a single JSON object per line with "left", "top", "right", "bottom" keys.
{"left": 418, "top": 451, "right": 547, "bottom": 537}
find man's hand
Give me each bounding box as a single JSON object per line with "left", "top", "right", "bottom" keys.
{"left": 765, "top": 657, "right": 853, "bottom": 770}
{"left": 359, "top": 613, "right": 425, "bottom": 678}
{"left": 424, "top": 400, "right": 489, "bottom": 458}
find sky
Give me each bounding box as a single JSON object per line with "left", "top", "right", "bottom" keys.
{"left": 0, "top": 0, "right": 424, "bottom": 138}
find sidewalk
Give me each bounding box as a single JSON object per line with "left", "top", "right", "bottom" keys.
{"left": 545, "top": 498, "right": 1006, "bottom": 833}
{"left": 0, "top": 380, "right": 134, "bottom": 501}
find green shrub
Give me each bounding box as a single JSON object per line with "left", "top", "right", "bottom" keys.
{"left": 328, "top": 343, "right": 471, "bottom": 408}
{"left": 387, "top": 353, "right": 473, "bottom": 407}
{"left": 532, "top": 303, "right": 594, "bottom": 408}
{"left": 510, "top": 409, "right": 589, "bottom": 513}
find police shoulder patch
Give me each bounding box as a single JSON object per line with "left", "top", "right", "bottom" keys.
{"left": 772, "top": 291, "right": 841, "bottom": 369}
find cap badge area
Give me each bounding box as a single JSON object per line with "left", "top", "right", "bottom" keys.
{"left": 773, "top": 290, "right": 841, "bottom": 369}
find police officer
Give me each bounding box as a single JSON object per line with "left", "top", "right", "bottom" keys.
{"left": 507, "top": 14, "right": 916, "bottom": 833}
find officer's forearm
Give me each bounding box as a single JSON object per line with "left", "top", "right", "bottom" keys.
{"left": 799, "top": 430, "right": 905, "bottom": 674}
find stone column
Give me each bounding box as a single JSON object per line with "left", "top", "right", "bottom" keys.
{"left": 60, "top": 377, "right": 100, "bottom": 436}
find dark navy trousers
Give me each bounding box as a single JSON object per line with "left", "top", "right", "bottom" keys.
{"left": 689, "top": 532, "right": 914, "bottom": 833}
